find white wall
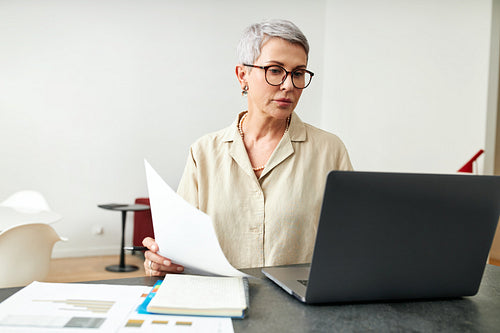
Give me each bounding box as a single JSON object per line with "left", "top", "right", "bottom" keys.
{"left": 323, "top": 0, "right": 492, "bottom": 173}
{"left": 0, "top": 0, "right": 326, "bottom": 257}
{"left": 0, "top": 0, "right": 495, "bottom": 258}
{"left": 485, "top": 0, "right": 500, "bottom": 175}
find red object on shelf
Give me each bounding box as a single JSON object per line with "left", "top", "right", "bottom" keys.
{"left": 457, "top": 149, "right": 484, "bottom": 173}
{"left": 133, "top": 198, "right": 154, "bottom": 247}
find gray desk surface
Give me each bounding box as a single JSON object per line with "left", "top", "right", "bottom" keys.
{"left": 1, "top": 265, "right": 499, "bottom": 332}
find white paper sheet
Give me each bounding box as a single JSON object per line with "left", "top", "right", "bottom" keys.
{"left": 0, "top": 282, "right": 234, "bottom": 333}
{"left": 145, "top": 160, "right": 247, "bottom": 277}
{"left": 0, "top": 282, "right": 148, "bottom": 332}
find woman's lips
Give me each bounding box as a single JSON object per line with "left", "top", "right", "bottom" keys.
{"left": 274, "top": 98, "right": 293, "bottom": 107}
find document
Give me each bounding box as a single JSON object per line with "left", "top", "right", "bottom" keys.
{"left": 0, "top": 282, "right": 149, "bottom": 332}
{"left": 144, "top": 160, "right": 247, "bottom": 277}
{"left": 0, "top": 281, "right": 234, "bottom": 333}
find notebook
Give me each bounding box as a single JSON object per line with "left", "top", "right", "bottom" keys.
{"left": 262, "top": 171, "right": 500, "bottom": 303}
{"left": 144, "top": 274, "right": 248, "bottom": 318}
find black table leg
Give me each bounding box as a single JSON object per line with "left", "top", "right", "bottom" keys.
{"left": 106, "top": 211, "right": 139, "bottom": 272}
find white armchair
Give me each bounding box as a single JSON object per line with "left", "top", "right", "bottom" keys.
{"left": 0, "top": 223, "right": 67, "bottom": 288}
{"left": 0, "top": 190, "right": 52, "bottom": 213}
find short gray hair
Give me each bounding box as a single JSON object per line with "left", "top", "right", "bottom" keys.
{"left": 237, "top": 19, "right": 309, "bottom": 65}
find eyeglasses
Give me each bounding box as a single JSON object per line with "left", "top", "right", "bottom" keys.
{"left": 243, "top": 64, "right": 314, "bottom": 89}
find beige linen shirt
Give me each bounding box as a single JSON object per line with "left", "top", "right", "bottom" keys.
{"left": 177, "top": 112, "right": 353, "bottom": 269}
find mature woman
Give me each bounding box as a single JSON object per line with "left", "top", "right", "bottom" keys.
{"left": 143, "top": 19, "right": 353, "bottom": 276}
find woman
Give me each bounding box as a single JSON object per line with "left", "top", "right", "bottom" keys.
{"left": 143, "top": 19, "right": 353, "bottom": 276}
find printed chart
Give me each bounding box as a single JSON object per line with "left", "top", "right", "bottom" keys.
{"left": 0, "top": 281, "right": 234, "bottom": 332}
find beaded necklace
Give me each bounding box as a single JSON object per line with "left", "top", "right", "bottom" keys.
{"left": 237, "top": 112, "right": 291, "bottom": 172}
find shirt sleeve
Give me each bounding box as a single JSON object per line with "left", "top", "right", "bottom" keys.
{"left": 338, "top": 144, "right": 354, "bottom": 171}
{"left": 176, "top": 146, "right": 200, "bottom": 209}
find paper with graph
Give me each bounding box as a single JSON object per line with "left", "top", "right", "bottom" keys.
{"left": 0, "top": 281, "right": 148, "bottom": 331}
{"left": 144, "top": 160, "right": 247, "bottom": 277}
{"left": 0, "top": 281, "right": 234, "bottom": 332}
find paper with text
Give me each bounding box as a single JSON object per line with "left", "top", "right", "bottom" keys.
{"left": 145, "top": 160, "right": 247, "bottom": 277}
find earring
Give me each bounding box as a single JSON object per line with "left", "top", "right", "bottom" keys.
{"left": 241, "top": 85, "right": 248, "bottom": 96}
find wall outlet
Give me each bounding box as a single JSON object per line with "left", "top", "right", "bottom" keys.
{"left": 92, "top": 225, "right": 104, "bottom": 235}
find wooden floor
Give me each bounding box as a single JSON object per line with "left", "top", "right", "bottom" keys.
{"left": 44, "top": 254, "right": 146, "bottom": 283}
{"left": 41, "top": 254, "right": 500, "bottom": 284}
{"left": 490, "top": 257, "right": 500, "bottom": 267}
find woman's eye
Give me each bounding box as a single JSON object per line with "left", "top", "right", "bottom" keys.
{"left": 269, "top": 68, "right": 282, "bottom": 75}
{"left": 293, "top": 71, "right": 304, "bottom": 78}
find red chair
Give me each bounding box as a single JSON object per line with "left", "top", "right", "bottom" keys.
{"left": 457, "top": 149, "right": 484, "bottom": 173}
{"left": 133, "top": 198, "right": 154, "bottom": 248}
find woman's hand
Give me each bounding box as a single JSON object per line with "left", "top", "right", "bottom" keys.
{"left": 142, "top": 237, "right": 184, "bottom": 276}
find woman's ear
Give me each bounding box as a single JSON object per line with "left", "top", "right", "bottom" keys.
{"left": 235, "top": 64, "right": 247, "bottom": 89}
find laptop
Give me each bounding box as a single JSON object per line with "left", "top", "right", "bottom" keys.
{"left": 262, "top": 171, "right": 500, "bottom": 303}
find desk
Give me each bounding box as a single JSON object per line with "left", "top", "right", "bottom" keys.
{"left": 98, "top": 204, "right": 150, "bottom": 272}
{"left": 1, "top": 265, "right": 499, "bottom": 332}
{"left": 0, "top": 206, "right": 61, "bottom": 230}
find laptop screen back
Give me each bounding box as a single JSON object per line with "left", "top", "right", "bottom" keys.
{"left": 306, "top": 171, "right": 500, "bottom": 303}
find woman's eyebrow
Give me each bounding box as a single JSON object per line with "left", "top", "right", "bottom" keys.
{"left": 264, "top": 61, "right": 308, "bottom": 69}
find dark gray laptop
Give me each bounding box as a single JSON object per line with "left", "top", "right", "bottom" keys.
{"left": 262, "top": 171, "right": 500, "bottom": 303}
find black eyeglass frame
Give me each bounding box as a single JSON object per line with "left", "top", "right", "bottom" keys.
{"left": 243, "top": 64, "right": 315, "bottom": 89}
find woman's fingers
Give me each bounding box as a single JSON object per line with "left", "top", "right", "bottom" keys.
{"left": 143, "top": 258, "right": 167, "bottom": 276}
{"left": 142, "top": 237, "right": 158, "bottom": 252}
{"left": 145, "top": 256, "right": 184, "bottom": 273}
{"left": 142, "top": 237, "right": 184, "bottom": 276}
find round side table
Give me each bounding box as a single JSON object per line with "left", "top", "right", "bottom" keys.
{"left": 98, "top": 203, "right": 150, "bottom": 272}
